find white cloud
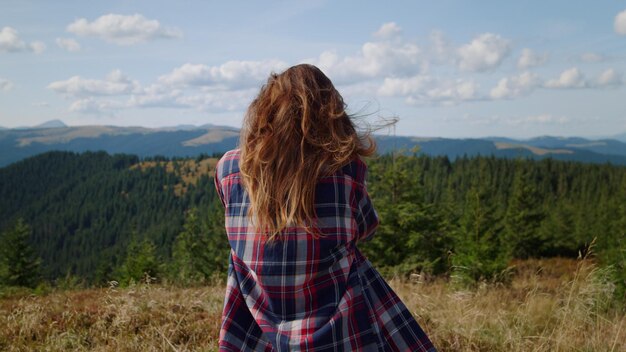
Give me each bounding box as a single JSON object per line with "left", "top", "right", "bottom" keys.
{"left": 545, "top": 67, "right": 587, "bottom": 89}
{"left": 0, "top": 27, "right": 26, "bottom": 52}
{"left": 378, "top": 75, "right": 434, "bottom": 96}
{"left": 56, "top": 38, "right": 81, "bottom": 52}
{"left": 421, "top": 79, "right": 479, "bottom": 103}
{"left": 48, "top": 69, "right": 141, "bottom": 96}
{"left": 315, "top": 26, "right": 511, "bottom": 85}
{"left": 175, "top": 89, "right": 257, "bottom": 112}
{"left": 52, "top": 23, "right": 575, "bottom": 114}
{"left": 302, "top": 23, "right": 425, "bottom": 84}
{"left": 314, "top": 42, "right": 421, "bottom": 84}
{"left": 373, "top": 22, "right": 402, "bottom": 39}
{"left": 158, "top": 60, "right": 288, "bottom": 88}
{"left": 0, "top": 78, "right": 13, "bottom": 91}
{"left": 543, "top": 67, "right": 622, "bottom": 90}
{"left": 49, "top": 66, "right": 262, "bottom": 114}
{"left": 614, "top": 9, "right": 626, "bottom": 35}
{"left": 517, "top": 48, "right": 547, "bottom": 69}
{"left": 127, "top": 85, "right": 257, "bottom": 112}
{"left": 379, "top": 74, "right": 480, "bottom": 105}
{"left": 127, "top": 84, "right": 183, "bottom": 108}
{"left": 509, "top": 114, "right": 569, "bottom": 125}
{"left": 335, "top": 81, "right": 380, "bottom": 99}
{"left": 580, "top": 52, "right": 604, "bottom": 63}
{"left": 67, "top": 14, "right": 182, "bottom": 45}
{"left": 596, "top": 68, "right": 622, "bottom": 87}
{"left": 457, "top": 33, "right": 511, "bottom": 72}
{"left": 462, "top": 114, "right": 571, "bottom": 126}
{"left": 428, "top": 30, "right": 454, "bottom": 65}
{"left": 0, "top": 27, "right": 45, "bottom": 54}
{"left": 69, "top": 98, "right": 123, "bottom": 114}
{"left": 490, "top": 72, "right": 541, "bottom": 99}
{"left": 30, "top": 41, "right": 46, "bottom": 54}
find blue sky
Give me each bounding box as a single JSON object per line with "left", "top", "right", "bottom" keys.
{"left": 1, "top": 1, "right": 625, "bottom": 138}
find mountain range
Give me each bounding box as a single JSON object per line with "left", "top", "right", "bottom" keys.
{"left": 2, "top": 120, "right": 626, "bottom": 167}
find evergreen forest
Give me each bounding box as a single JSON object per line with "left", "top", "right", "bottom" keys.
{"left": 0, "top": 150, "right": 624, "bottom": 300}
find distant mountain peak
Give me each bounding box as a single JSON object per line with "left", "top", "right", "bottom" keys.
{"left": 612, "top": 132, "right": 626, "bottom": 143}
{"left": 35, "top": 119, "right": 67, "bottom": 129}
{"left": 160, "top": 124, "right": 201, "bottom": 131}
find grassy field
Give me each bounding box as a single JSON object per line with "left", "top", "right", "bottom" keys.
{"left": 1, "top": 257, "right": 624, "bottom": 351}
{"left": 130, "top": 158, "right": 218, "bottom": 196}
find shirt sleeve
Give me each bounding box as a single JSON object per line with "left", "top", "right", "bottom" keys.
{"left": 214, "top": 158, "right": 226, "bottom": 207}
{"left": 354, "top": 160, "right": 379, "bottom": 242}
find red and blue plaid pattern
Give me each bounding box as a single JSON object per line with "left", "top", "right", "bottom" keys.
{"left": 214, "top": 149, "right": 436, "bottom": 351}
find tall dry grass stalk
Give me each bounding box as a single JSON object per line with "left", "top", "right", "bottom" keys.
{"left": 392, "top": 257, "right": 625, "bottom": 351}
{"left": 1, "top": 257, "right": 624, "bottom": 351}
{"left": 0, "top": 282, "right": 224, "bottom": 351}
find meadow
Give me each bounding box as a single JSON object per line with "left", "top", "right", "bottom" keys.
{"left": 1, "top": 257, "right": 624, "bottom": 352}
{"left": 2, "top": 151, "right": 626, "bottom": 351}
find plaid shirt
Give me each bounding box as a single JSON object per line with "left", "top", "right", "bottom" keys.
{"left": 214, "top": 149, "right": 436, "bottom": 352}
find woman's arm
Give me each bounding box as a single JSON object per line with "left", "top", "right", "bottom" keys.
{"left": 354, "top": 161, "right": 379, "bottom": 242}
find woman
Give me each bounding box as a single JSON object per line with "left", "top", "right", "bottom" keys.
{"left": 214, "top": 64, "right": 436, "bottom": 351}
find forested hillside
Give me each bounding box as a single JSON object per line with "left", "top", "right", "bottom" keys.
{"left": 362, "top": 153, "right": 626, "bottom": 295}
{"left": 0, "top": 151, "right": 225, "bottom": 284}
{"left": 1, "top": 150, "right": 625, "bottom": 298}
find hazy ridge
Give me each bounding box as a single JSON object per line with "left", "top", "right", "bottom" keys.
{"left": 2, "top": 120, "right": 626, "bottom": 167}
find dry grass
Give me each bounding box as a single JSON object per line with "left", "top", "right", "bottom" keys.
{"left": 0, "top": 284, "right": 224, "bottom": 351}
{"left": 394, "top": 257, "right": 625, "bottom": 351}
{"left": 130, "top": 158, "right": 218, "bottom": 196}
{"left": 1, "top": 258, "right": 624, "bottom": 351}
{"left": 493, "top": 142, "right": 574, "bottom": 156}
{"left": 181, "top": 130, "right": 240, "bottom": 147}
{"left": 16, "top": 126, "right": 153, "bottom": 147}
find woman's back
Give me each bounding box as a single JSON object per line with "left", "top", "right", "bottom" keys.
{"left": 215, "top": 148, "right": 435, "bottom": 351}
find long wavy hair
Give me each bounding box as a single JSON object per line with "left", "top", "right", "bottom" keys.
{"left": 239, "top": 64, "right": 376, "bottom": 240}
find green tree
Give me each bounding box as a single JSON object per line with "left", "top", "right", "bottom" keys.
{"left": 363, "top": 152, "right": 452, "bottom": 276}
{"left": 452, "top": 184, "right": 510, "bottom": 286}
{"left": 93, "top": 250, "right": 116, "bottom": 286}
{"left": 0, "top": 218, "right": 41, "bottom": 288}
{"left": 169, "top": 206, "right": 229, "bottom": 285}
{"left": 599, "top": 175, "right": 626, "bottom": 301}
{"left": 362, "top": 154, "right": 420, "bottom": 269}
{"left": 205, "top": 203, "right": 230, "bottom": 280}
{"left": 118, "top": 234, "right": 161, "bottom": 285}
{"left": 538, "top": 202, "right": 578, "bottom": 257}
{"left": 504, "top": 163, "right": 545, "bottom": 258}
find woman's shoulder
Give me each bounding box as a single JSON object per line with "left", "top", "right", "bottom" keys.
{"left": 215, "top": 148, "right": 241, "bottom": 181}
{"left": 336, "top": 156, "right": 369, "bottom": 184}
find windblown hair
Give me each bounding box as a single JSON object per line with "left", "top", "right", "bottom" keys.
{"left": 239, "top": 64, "right": 376, "bottom": 240}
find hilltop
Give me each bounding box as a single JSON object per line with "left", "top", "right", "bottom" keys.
{"left": 1, "top": 258, "right": 624, "bottom": 351}
{"left": 2, "top": 120, "right": 626, "bottom": 167}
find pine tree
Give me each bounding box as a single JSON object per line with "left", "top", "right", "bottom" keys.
{"left": 362, "top": 154, "right": 420, "bottom": 269}
{"left": 452, "top": 184, "right": 510, "bottom": 285}
{"left": 362, "top": 153, "right": 452, "bottom": 276}
{"left": 205, "top": 203, "right": 230, "bottom": 280}
{"left": 118, "top": 234, "right": 160, "bottom": 285}
{"left": 0, "top": 218, "right": 41, "bottom": 288}
{"left": 504, "top": 163, "right": 545, "bottom": 258}
{"left": 538, "top": 201, "right": 578, "bottom": 257}
{"left": 600, "top": 175, "right": 626, "bottom": 300}
{"left": 169, "top": 206, "right": 229, "bottom": 285}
